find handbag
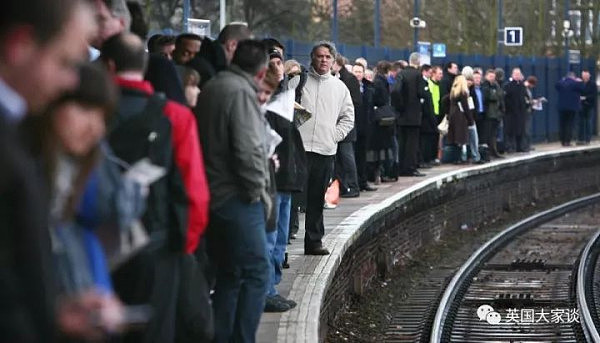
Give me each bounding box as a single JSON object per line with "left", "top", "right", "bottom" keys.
{"left": 324, "top": 179, "right": 340, "bottom": 207}
{"left": 373, "top": 105, "right": 397, "bottom": 127}
{"left": 437, "top": 115, "right": 449, "bottom": 135}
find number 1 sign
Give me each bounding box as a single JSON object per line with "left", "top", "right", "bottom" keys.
{"left": 504, "top": 27, "right": 523, "bottom": 46}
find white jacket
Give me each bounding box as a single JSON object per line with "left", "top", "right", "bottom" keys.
{"left": 299, "top": 68, "right": 354, "bottom": 156}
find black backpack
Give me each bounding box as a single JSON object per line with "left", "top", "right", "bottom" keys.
{"left": 107, "top": 89, "right": 186, "bottom": 251}
{"left": 108, "top": 90, "right": 171, "bottom": 169}
{"left": 294, "top": 65, "right": 308, "bottom": 104}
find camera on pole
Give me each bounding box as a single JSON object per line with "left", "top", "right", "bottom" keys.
{"left": 410, "top": 17, "right": 426, "bottom": 29}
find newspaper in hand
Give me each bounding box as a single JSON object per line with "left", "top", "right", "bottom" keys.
{"left": 532, "top": 97, "right": 547, "bottom": 111}
{"left": 265, "top": 89, "right": 295, "bottom": 122}
{"left": 294, "top": 102, "right": 312, "bottom": 127}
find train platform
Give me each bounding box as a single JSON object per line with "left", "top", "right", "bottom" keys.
{"left": 256, "top": 141, "right": 600, "bottom": 343}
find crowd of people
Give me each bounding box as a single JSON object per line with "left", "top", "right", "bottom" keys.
{"left": 329, "top": 56, "right": 597, "bottom": 190}
{"left": 0, "top": 0, "right": 597, "bottom": 342}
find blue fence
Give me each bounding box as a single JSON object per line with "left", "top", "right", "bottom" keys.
{"left": 284, "top": 40, "right": 597, "bottom": 143}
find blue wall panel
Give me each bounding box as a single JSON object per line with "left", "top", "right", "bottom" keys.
{"left": 285, "top": 40, "right": 597, "bottom": 142}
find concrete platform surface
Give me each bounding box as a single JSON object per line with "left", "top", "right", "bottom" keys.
{"left": 256, "top": 142, "right": 600, "bottom": 343}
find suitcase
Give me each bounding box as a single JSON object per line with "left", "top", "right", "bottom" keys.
{"left": 441, "top": 145, "right": 461, "bottom": 163}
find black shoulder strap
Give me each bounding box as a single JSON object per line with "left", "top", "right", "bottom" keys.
{"left": 295, "top": 68, "right": 308, "bottom": 104}
{"left": 108, "top": 90, "right": 168, "bottom": 164}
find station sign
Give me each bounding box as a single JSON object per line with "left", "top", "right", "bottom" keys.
{"left": 188, "top": 18, "right": 211, "bottom": 37}
{"left": 432, "top": 43, "right": 446, "bottom": 58}
{"left": 504, "top": 27, "right": 523, "bottom": 46}
{"left": 417, "top": 41, "right": 431, "bottom": 65}
{"left": 568, "top": 50, "right": 580, "bottom": 65}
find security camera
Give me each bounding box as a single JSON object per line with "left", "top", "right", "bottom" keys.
{"left": 410, "top": 17, "right": 426, "bottom": 28}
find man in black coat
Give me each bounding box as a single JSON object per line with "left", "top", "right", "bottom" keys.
{"left": 333, "top": 55, "right": 362, "bottom": 196}
{"left": 102, "top": 33, "right": 192, "bottom": 343}
{"left": 187, "top": 24, "right": 252, "bottom": 89}
{"left": 393, "top": 52, "right": 427, "bottom": 177}
{"left": 503, "top": 68, "right": 528, "bottom": 152}
{"left": 0, "top": 0, "right": 98, "bottom": 340}
{"left": 440, "top": 61, "right": 459, "bottom": 99}
{"left": 352, "top": 63, "right": 377, "bottom": 192}
{"left": 481, "top": 69, "right": 504, "bottom": 158}
{"left": 578, "top": 69, "right": 597, "bottom": 144}
{"left": 419, "top": 65, "right": 438, "bottom": 166}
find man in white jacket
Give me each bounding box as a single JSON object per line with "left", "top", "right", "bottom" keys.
{"left": 298, "top": 41, "right": 354, "bottom": 255}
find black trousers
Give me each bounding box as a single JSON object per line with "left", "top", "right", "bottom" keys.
{"left": 475, "top": 115, "right": 485, "bottom": 142}
{"left": 398, "top": 126, "right": 420, "bottom": 173}
{"left": 304, "top": 152, "right": 334, "bottom": 249}
{"left": 419, "top": 132, "right": 438, "bottom": 163}
{"left": 354, "top": 134, "right": 369, "bottom": 188}
{"left": 522, "top": 112, "right": 532, "bottom": 151}
{"left": 504, "top": 133, "right": 526, "bottom": 152}
{"left": 484, "top": 118, "right": 500, "bottom": 155}
{"left": 560, "top": 110, "right": 576, "bottom": 145}
{"left": 335, "top": 141, "right": 359, "bottom": 193}
{"left": 288, "top": 193, "right": 301, "bottom": 236}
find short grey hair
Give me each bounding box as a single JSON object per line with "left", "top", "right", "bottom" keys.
{"left": 409, "top": 52, "right": 420, "bottom": 66}
{"left": 461, "top": 66, "right": 474, "bottom": 80}
{"left": 310, "top": 40, "right": 337, "bottom": 59}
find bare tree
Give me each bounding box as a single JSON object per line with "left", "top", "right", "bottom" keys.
{"left": 137, "top": 0, "right": 598, "bottom": 62}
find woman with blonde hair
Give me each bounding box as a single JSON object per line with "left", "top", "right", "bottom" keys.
{"left": 441, "top": 75, "right": 474, "bottom": 162}
{"left": 284, "top": 59, "right": 302, "bottom": 76}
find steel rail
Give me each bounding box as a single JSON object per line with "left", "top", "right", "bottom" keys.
{"left": 577, "top": 229, "right": 600, "bottom": 342}
{"left": 430, "top": 192, "right": 600, "bottom": 343}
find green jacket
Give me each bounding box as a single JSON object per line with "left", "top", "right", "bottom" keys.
{"left": 482, "top": 80, "right": 503, "bottom": 120}
{"left": 428, "top": 79, "right": 441, "bottom": 116}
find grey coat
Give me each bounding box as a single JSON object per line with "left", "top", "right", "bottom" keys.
{"left": 195, "top": 65, "right": 269, "bottom": 210}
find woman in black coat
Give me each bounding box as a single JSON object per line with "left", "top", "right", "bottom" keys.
{"left": 442, "top": 75, "right": 473, "bottom": 160}
{"left": 367, "top": 61, "right": 396, "bottom": 182}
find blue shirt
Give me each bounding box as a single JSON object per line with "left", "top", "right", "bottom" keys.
{"left": 0, "top": 77, "right": 26, "bottom": 123}
{"left": 88, "top": 46, "right": 100, "bottom": 61}
{"left": 474, "top": 86, "right": 484, "bottom": 113}
{"left": 387, "top": 74, "right": 396, "bottom": 87}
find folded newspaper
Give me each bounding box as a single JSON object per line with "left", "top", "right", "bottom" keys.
{"left": 265, "top": 89, "right": 294, "bottom": 122}
{"left": 532, "top": 97, "right": 547, "bottom": 111}
{"left": 294, "top": 102, "right": 312, "bottom": 127}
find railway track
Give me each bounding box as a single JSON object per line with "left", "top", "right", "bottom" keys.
{"left": 386, "top": 194, "right": 600, "bottom": 342}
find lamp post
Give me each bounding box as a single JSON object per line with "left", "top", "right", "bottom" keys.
{"left": 497, "top": 0, "right": 503, "bottom": 55}
{"left": 332, "top": 0, "right": 338, "bottom": 45}
{"left": 183, "top": 0, "right": 190, "bottom": 32}
{"left": 220, "top": 0, "right": 226, "bottom": 30}
{"left": 374, "top": 0, "right": 381, "bottom": 48}
{"left": 563, "top": 0, "right": 571, "bottom": 74}
{"left": 563, "top": 20, "right": 573, "bottom": 74}
{"left": 413, "top": 0, "right": 420, "bottom": 51}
